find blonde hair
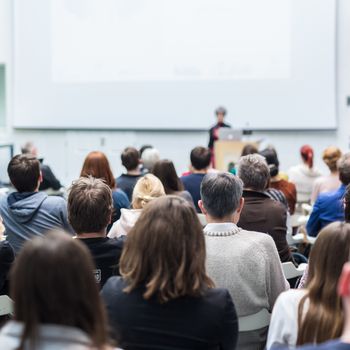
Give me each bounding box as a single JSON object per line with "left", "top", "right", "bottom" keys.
{"left": 132, "top": 174, "right": 165, "bottom": 209}
{"left": 322, "top": 146, "right": 342, "bottom": 172}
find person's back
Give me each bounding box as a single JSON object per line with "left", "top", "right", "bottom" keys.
{"left": 181, "top": 147, "right": 211, "bottom": 212}
{"left": 117, "top": 147, "right": 143, "bottom": 201}
{"left": 0, "top": 155, "right": 71, "bottom": 253}
{"left": 103, "top": 276, "right": 236, "bottom": 350}
{"left": 237, "top": 155, "right": 292, "bottom": 263}
{"left": 199, "top": 172, "right": 288, "bottom": 350}
{"left": 68, "top": 177, "right": 125, "bottom": 289}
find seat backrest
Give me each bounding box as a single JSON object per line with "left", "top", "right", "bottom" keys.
{"left": 282, "top": 262, "right": 307, "bottom": 280}
{"left": 239, "top": 309, "right": 271, "bottom": 332}
{"left": 0, "top": 295, "right": 13, "bottom": 316}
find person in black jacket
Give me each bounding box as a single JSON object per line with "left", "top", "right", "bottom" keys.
{"left": 101, "top": 195, "right": 238, "bottom": 350}
{"left": 68, "top": 176, "right": 124, "bottom": 289}
{"left": 208, "top": 106, "right": 231, "bottom": 150}
{"left": 21, "top": 142, "right": 62, "bottom": 191}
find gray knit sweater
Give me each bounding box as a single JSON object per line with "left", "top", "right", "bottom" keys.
{"left": 204, "top": 222, "right": 289, "bottom": 317}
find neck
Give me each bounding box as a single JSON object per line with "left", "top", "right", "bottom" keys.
{"left": 192, "top": 169, "right": 207, "bottom": 174}
{"left": 127, "top": 169, "right": 141, "bottom": 176}
{"left": 77, "top": 231, "right": 106, "bottom": 239}
{"left": 206, "top": 215, "right": 238, "bottom": 224}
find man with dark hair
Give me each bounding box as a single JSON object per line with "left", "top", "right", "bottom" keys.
{"left": 199, "top": 172, "right": 288, "bottom": 349}
{"left": 0, "top": 154, "right": 72, "bottom": 253}
{"left": 21, "top": 141, "right": 62, "bottom": 191}
{"left": 307, "top": 153, "right": 350, "bottom": 237}
{"left": 237, "top": 154, "right": 293, "bottom": 263}
{"left": 116, "top": 147, "right": 142, "bottom": 201}
{"left": 68, "top": 176, "right": 124, "bottom": 288}
{"left": 181, "top": 146, "right": 211, "bottom": 212}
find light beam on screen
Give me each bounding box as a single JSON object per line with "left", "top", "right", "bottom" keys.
{"left": 51, "top": 0, "right": 291, "bottom": 83}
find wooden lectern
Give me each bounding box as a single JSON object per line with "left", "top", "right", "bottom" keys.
{"left": 214, "top": 140, "right": 259, "bottom": 171}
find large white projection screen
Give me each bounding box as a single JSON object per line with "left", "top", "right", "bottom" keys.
{"left": 13, "top": 0, "right": 336, "bottom": 130}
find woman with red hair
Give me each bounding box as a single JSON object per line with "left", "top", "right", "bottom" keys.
{"left": 288, "top": 145, "right": 321, "bottom": 204}
{"left": 80, "top": 151, "right": 130, "bottom": 228}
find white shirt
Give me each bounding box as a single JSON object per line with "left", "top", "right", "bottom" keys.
{"left": 266, "top": 289, "right": 307, "bottom": 349}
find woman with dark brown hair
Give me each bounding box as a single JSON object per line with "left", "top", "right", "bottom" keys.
{"left": 267, "top": 221, "right": 350, "bottom": 349}
{"left": 152, "top": 159, "right": 194, "bottom": 205}
{"left": 101, "top": 196, "right": 238, "bottom": 349}
{"left": 0, "top": 231, "right": 115, "bottom": 350}
{"left": 80, "top": 151, "right": 130, "bottom": 225}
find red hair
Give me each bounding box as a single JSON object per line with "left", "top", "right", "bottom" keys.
{"left": 80, "top": 151, "right": 116, "bottom": 189}
{"left": 300, "top": 145, "right": 314, "bottom": 169}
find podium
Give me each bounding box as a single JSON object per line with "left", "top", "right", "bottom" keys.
{"left": 214, "top": 140, "right": 259, "bottom": 171}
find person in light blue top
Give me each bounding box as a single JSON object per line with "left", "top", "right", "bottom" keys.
{"left": 0, "top": 154, "right": 73, "bottom": 254}
{"left": 307, "top": 153, "right": 350, "bottom": 237}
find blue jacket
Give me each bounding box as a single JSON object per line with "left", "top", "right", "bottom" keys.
{"left": 0, "top": 192, "right": 73, "bottom": 253}
{"left": 306, "top": 184, "right": 345, "bottom": 237}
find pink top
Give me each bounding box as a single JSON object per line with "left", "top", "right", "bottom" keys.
{"left": 311, "top": 173, "right": 341, "bottom": 204}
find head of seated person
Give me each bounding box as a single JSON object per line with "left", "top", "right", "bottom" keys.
{"left": 240, "top": 144, "right": 258, "bottom": 157}
{"left": 121, "top": 147, "right": 141, "bottom": 174}
{"left": 338, "top": 153, "right": 350, "bottom": 186}
{"left": 237, "top": 154, "right": 270, "bottom": 192}
{"left": 131, "top": 174, "right": 165, "bottom": 210}
{"left": 190, "top": 146, "right": 211, "bottom": 173}
{"left": 80, "top": 151, "right": 116, "bottom": 190}
{"left": 68, "top": 176, "right": 112, "bottom": 237}
{"left": 4, "top": 231, "right": 111, "bottom": 349}
{"left": 199, "top": 172, "right": 244, "bottom": 223}
{"left": 152, "top": 159, "right": 184, "bottom": 195}
{"left": 141, "top": 148, "right": 160, "bottom": 173}
{"left": 8, "top": 154, "right": 42, "bottom": 193}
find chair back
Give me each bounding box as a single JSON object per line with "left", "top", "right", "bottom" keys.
{"left": 239, "top": 309, "right": 271, "bottom": 332}
{"left": 0, "top": 295, "right": 13, "bottom": 316}
{"left": 282, "top": 262, "right": 307, "bottom": 280}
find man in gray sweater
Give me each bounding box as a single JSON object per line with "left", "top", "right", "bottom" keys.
{"left": 0, "top": 154, "right": 72, "bottom": 253}
{"left": 199, "top": 172, "right": 289, "bottom": 350}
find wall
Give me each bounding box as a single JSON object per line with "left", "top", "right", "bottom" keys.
{"left": 0, "top": 0, "right": 350, "bottom": 186}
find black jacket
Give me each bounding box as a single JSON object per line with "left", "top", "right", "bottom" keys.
{"left": 101, "top": 276, "right": 238, "bottom": 350}
{"left": 208, "top": 122, "right": 231, "bottom": 149}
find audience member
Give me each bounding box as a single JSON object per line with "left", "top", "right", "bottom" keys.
{"left": 152, "top": 159, "right": 194, "bottom": 204}
{"left": 241, "top": 143, "right": 258, "bottom": 157}
{"left": 199, "top": 172, "right": 289, "bottom": 350}
{"left": 116, "top": 147, "right": 142, "bottom": 201}
{"left": 306, "top": 152, "right": 350, "bottom": 237}
{"left": 80, "top": 151, "right": 130, "bottom": 226}
{"left": 0, "top": 217, "right": 14, "bottom": 296}
{"left": 108, "top": 174, "right": 165, "bottom": 238}
{"left": 0, "top": 155, "right": 72, "bottom": 253}
{"left": 311, "top": 146, "right": 342, "bottom": 203}
{"left": 140, "top": 147, "right": 160, "bottom": 173}
{"left": 21, "top": 141, "right": 62, "bottom": 191}
{"left": 101, "top": 195, "right": 238, "bottom": 349}
{"left": 288, "top": 145, "right": 321, "bottom": 204}
{"left": 68, "top": 177, "right": 124, "bottom": 289}
{"left": 277, "top": 260, "right": 350, "bottom": 350}
{"left": 260, "top": 148, "right": 297, "bottom": 214}
{"left": 0, "top": 231, "right": 114, "bottom": 349}
{"left": 237, "top": 154, "right": 293, "bottom": 262}
{"left": 181, "top": 146, "right": 211, "bottom": 212}
{"left": 267, "top": 222, "right": 350, "bottom": 349}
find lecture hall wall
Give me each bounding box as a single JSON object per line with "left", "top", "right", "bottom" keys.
{"left": 1, "top": 0, "right": 350, "bottom": 186}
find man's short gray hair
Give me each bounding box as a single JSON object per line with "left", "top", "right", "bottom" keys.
{"left": 200, "top": 172, "right": 243, "bottom": 218}
{"left": 141, "top": 148, "right": 160, "bottom": 171}
{"left": 237, "top": 154, "right": 270, "bottom": 191}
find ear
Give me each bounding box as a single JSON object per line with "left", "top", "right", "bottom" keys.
{"left": 338, "top": 262, "right": 350, "bottom": 297}
{"left": 236, "top": 197, "right": 244, "bottom": 215}
{"left": 198, "top": 200, "right": 207, "bottom": 215}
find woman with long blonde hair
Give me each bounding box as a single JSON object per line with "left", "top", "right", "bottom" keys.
{"left": 267, "top": 221, "right": 350, "bottom": 348}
